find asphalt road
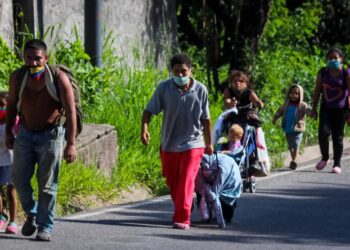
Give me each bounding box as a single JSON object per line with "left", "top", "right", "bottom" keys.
{"left": 1, "top": 152, "right": 350, "bottom": 250}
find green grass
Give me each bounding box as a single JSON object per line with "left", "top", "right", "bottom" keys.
{"left": 26, "top": 162, "right": 118, "bottom": 216}
{"left": 56, "top": 161, "right": 118, "bottom": 215}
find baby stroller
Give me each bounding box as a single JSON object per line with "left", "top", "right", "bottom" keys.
{"left": 212, "top": 106, "right": 270, "bottom": 193}
{"left": 195, "top": 153, "right": 242, "bottom": 227}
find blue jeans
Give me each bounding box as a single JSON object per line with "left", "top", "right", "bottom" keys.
{"left": 12, "top": 125, "right": 65, "bottom": 232}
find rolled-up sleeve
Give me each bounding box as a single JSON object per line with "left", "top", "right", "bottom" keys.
{"left": 200, "top": 88, "right": 210, "bottom": 120}
{"left": 146, "top": 86, "right": 163, "bottom": 115}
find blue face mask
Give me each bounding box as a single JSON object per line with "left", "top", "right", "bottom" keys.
{"left": 327, "top": 59, "right": 341, "bottom": 69}
{"left": 173, "top": 76, "right": 190, "bottom": 86}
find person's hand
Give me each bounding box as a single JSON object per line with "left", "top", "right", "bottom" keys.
{"left": 5, "top": 134, "right": 15, "bottom": 149}
{"left": 64, "top": 144, "right": 77, "bottom": 163}
{"left": 205, "top": 144, "right": 214, "bottom": 155}
{"left": 257, "top": 100, "right": 264, "bottom": 109}
{"left": 141, "top": 130, "right": 150, "bottom": 145}
{"left": 232, "top": 97, "right": 238, "bottom": 107}
{"left": 310, "top": 109, "right": 318, "bottom": 119}
{"left": 220, "top": 150, "right": 230, "bottom": 154}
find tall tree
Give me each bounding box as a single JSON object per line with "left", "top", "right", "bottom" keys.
{"left": 176, "top": 0, "right": 271, "bottom": 92}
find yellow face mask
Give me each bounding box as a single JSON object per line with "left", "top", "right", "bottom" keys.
{"left": 29, "top": 66, "right": 45, "bottom": 80}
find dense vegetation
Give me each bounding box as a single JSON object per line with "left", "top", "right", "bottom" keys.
{"left": 176, "top": 0, "right": 350, "bottom": 93}
{"left": 1, "top": 0, "right": 350, "bottom": 216}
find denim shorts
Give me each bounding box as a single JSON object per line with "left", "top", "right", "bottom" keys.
{"left": 286, "top": 132, "right": 303, "bottom": 150}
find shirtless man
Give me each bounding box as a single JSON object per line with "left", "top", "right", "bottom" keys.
{"left": 5, "top": 39, "right": 77, "bottom": 241}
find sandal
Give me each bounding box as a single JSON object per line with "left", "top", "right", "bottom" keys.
{"left": 173, "top": 222, "right": 190, "bottom": 230}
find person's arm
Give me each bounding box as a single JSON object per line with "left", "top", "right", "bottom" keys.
{"left": 345, "top": 70, "right": 350, "bottom": 109}
{"left": 311, "top": 70, "right": 323, "bottom": 119}
{"left": 305, "top": 102, "right": 313, "bottom": 117}
{"left": 5, "top": 72, "right": 18, "bottom": 149}
{"left": 57, "top": 70, "right": 77, "bottom": 163}
{"left": 202, "top": 118, "right": 213, "bottom": 155}
{"left": 223, "top": 88, "right": 236, "bottom": 109}
{"left": 141, "top": 110, "right": 152, "bottom": 145}
{"left": 272, "top": 106, "right": 284, "bottom": 125}
{"left": 249, "top": 91, "right": 264, "bottom": 109}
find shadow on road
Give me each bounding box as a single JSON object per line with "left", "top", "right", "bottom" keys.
{"left": 56, "top": 180, "right": 350, "bottom": 247}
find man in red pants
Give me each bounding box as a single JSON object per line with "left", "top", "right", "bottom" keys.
{"left": 141, "top": 54, "right": 213, "bottom": 229}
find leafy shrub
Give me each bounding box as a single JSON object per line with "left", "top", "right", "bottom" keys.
{"left": 55, "top": 162, "right": 117, "bottom": 215}
{"left": 49, "top": 38, "right": 103, "bottom": 120}
{"left": 0, "top": 37, "right": 22, "bottom": 90}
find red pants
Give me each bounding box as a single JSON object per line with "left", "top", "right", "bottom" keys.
{"left": 160, "top": 148, "right": 204, "bottom": 224}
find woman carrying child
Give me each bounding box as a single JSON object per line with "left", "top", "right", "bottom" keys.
{"left": 272, "top": 84, "right": 311, "bottom": 170}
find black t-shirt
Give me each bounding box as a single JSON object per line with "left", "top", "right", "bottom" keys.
{"left": 228, "top": 88, "right": 253, "bottom": 108}
{"left": 225, "top": 88, "right": 261, "bottom": 127}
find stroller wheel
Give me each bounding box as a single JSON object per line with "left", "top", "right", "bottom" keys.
{"left": 249, "top": 179, "right": 256, "bottom": 193}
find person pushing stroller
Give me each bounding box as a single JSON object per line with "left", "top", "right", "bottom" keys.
{"left": 212, "top": 70, "right": 270, "bottom": 193}
{"left": 223, "top": 70, "right": 264, "bottom": 127}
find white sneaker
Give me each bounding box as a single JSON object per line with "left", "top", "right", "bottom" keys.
{"left": 332, "top": 166, "right": 341, "bottom": 174}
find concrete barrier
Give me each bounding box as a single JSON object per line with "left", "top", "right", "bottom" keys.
{"left": 76, "top": 124, "right": 118, "bottom": 177}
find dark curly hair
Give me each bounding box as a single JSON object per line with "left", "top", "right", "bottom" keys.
{"left": 326, "top": 48, "right": 345, "bottom": 59}
{"left": 170, "top": 54, "right": 192, "bottom": 69}
{"left": 24, "top": 39, "right": 47, "bottom": 52}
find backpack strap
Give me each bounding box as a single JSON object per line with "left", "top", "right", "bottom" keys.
{"left": 47, "top": 64, "right": 75, "bottom": 101}
{"left": 44, "top": 64, "right": 60, "bottom": 102}
{"left": 15, "top": 66, "right": 29, "bottom": 113}
{"left": 47, "top": 64, "right": 80, "bottom": 128}
{"left": 46, "top": 65, "right": 68, "bottom": 126}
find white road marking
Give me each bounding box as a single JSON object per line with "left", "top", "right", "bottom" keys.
{"left": 59, "top": 154, "right": 350, "bottom": 220}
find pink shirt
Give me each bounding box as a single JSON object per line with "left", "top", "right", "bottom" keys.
{"left": 229, "top": 141, "right": 241, "bottom": 151}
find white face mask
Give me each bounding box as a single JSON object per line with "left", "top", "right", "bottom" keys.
{"left": 173, "top": 76, "right": 190, "bottom": 86}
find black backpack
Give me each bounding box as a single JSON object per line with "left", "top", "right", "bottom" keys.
{"left": 15, "top": 64, "right": 83, "bottom": 136}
